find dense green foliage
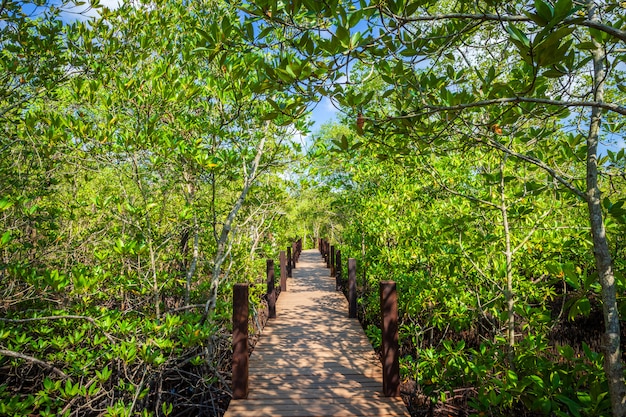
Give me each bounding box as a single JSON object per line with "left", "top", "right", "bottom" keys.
{"left": 1, "top": 0, "right": 625, "bottom": 416}
{"left": 309, "top": 124, "right": 622, "bottom": 415}
{"left": 255, "top": 0, "right": 626, "bottom": 414}
{"left": 0, "top": 1, "right": 307, "bottom": 415}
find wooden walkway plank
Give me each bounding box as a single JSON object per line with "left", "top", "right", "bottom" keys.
{"left": 224, "top": 249, "right": 410, "bottom": 417}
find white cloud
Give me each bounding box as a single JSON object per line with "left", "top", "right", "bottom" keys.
{"left": 323, "top": 96, "right": 339, "bottom": 113}
{"left": 98, "top": 0, "right": 122, "bottom": 8}
{"left": 60, "top": 0, "right": 123, "bottom": 21}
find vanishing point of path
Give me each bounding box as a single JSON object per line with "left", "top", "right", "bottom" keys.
{"left": 224, "top": 249, "right": 410, "bottom": 417}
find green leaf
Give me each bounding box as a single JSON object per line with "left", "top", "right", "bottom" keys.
{"left": 561, "top": 261, "right": 576, "bottom": 280}
{"left": 542, "top": 68, "right": 566, "bottom": 78}
{"left": 524, "top": 11, "right": 549, "bottom": 26}
{"left": 538, "top": 39, "right": 573, "bottom": 67}
{"left": 335, "top": 25, "right": 351, "bottom": 49}
{"left": 221, "top": 16, "right": 232, "bottom": 37}
{"left": 557, "top": 344, "right": 574, "bottom": 360}
{"left": 608, "top": 199, "right": 625, "bottom": 214}
{"left": 568, "top": 297, "right": 590, "bottom": 320}
{"left": 348, "top": 10, "right": 362, "bottom": 28}
{"left": 43, "top": 378, "right": 54, "bottom": 391}
{"left": 196, "top": 28, "right": 213, "bottom": 43}
{"left": 257, "top": 26, "right": 274, "bottom": 40}
{"left": 400, "top": 47, "right": 416, "bottom": 57}
{"left": 285, "top": 64, "right": 298, "bottom": 79}
{"left": 244, "top": 21, "right": 254, "bottom": 40}
{"left": 507, "top": 24, "right": 530, "bottom": 48}
{"left": 556, "top": 395, "right": 581, "bottom": 417}
{"left": 553, "top": 0, "right": 578, "bottom": 22}
{"left": 535, "top": 0, "right": 554, "bottom": 21}
{"left": 341, "top": 135, "right": 349, "bottom": 151}
{"left": 1, "top": 231, "right": 12, "bottom": 246}
{"left": 538, "top": 26, "right": 575, "bottom": 51}
{"left": 0, "top": 198, "right": 13, "bottom": 211}
{"left": 577, "top": 391, "right": 592, "bottom": 406}
{"left": 162, "top": 402, "right": 173, "bottom": 416}
{"left": 527, "top": 374, "right": 545, "bottom": 389}
{"left": 405, "top": 1, "right": 420, "bottom": 16}
{"left": 589, "top": 28, "right": 608, "bottom": 43}
{"left": 350, "top": 31, "right": 362, "bottom": 48}
{"left": 88, "top": 383, "right": 100, "bottom": 397}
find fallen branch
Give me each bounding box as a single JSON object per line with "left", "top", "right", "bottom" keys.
{"left": 167, "top": 304, "right": 205, "bottom": 313}
{"left": 0, "top": 348, "right": 69, "bottom": 379}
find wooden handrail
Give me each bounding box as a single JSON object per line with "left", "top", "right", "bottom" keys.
{"left": 232, "top": 239, "right": 301, "bottom": 398}
{"left": 380, "top": 280, "right": 400, "bottom": 397}
{"left": 266, "top": 259, "right": 276, "bottom": 319}
{"left": 287, "top": 246, "right": 293, "bottom": 278}
{"left": 335, "top": 249, "right": 342, "bottom": 291}
{"left": 233, "top": 243, "right": 402, "bottom": 403}
{"left": 348, "top": 258, "right": 357, "bottom": 318}
{"left": 279, "top": 250, "right": 287, "bottom": 292}
{"left": 232, "top": 283, "right": 249, "bottom": 399}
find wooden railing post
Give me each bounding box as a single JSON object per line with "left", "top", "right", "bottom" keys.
{"left": 232, "top": 283, "right": 249, "bottom": 399}
{"left": 292, "top": 241, "right": 297, "bottom": 268}
{"left": 348, "top": 258, "right": 357, "bottom": 318}
{"left": 335, "top": 250, "right": 341, "bottom": 290}
{"left": 296, "top": 239, "right": 302, "bottom": 262}
{"left": 266, "top": 259, "right": 276, "bottom": 319}
{"left": 327, "top": 244, "right": 332, "bottom": 269}
{"left": 380, "top": 281, "right": 400, "bottom": 397}
{"left": 330, "top": 245, "right": 335, "bottom": 277}
{"left": 325, "top": 240, "right": 329, "bottom": 262}
{"left": 280, "top": 250, "right": 287, "bottom": 291}
{"left": 287, "top": 246, "right": 293, "bottom": 278}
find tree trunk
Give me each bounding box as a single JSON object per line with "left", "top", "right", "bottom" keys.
{"left": 132, "top": 152, "right": 160, "bottom": 319}
{"left": 203, "top": 132, "right": 268, "bottom": 317}
{"left": 182, "top": 169, "right": 198, "bottom": 307}
{"left": 499, "top": 157, "right": 515, "bottom": 364}
{"left": 587, "top": 2, "right": 626, "bottom": 415}
{"left": 185, "top": 214, "right": 199, "bottom": 307}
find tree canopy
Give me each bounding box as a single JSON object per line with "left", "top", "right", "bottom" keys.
{"left": 0, "top": 0, "right": 625, "bottom": 416}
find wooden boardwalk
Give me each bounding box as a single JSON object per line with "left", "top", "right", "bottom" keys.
{"left": 224, "top": 249, "right": 410, "bottom": 417}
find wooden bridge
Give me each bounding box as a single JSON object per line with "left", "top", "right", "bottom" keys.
{"left": 224, "top": 248, "right": 410, "bottom": 417}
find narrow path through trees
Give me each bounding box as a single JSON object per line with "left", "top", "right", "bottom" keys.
{"left": 224, "top": 249, "right": 410, "bottom": 417}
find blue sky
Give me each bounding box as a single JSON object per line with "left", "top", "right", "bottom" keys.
{"left": 308, "top": 96, "right": 339, "bottom": 132}
{"left": 288, "top": 96, "right": 340, "bottom": 153}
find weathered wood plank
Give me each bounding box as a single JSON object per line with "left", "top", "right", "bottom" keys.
{"left": 226, "top": 398, "right": 408, "bottom": 416}
{"left": 248, "top": 373, "right": 382, "bottom": 383}
{"left": 247, "top": 388, "right": 386, "bottom": 400}
{"left": 252, "top": 355, "right": 374, "bottom": 363}
{"left": 223, "top": 249, "right": 410, "bottom": 417}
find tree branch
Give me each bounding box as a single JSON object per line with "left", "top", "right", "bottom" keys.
{"left": 573, "top": 18, "right": 626, "bottom": 43}
{"left": 0, "top": 348, "right": 69, "bottom": 379}
{"left": 400, "top": 97, "right": 626, "bottom": 117}
{"left": 395, "top": 12, "right": 530, "bottom": 23}
{"left": 511, "top": 208, "right": 553, "bottom": 255}
{"left": 390, "top": 12, "right": 626, "bottom": 43}
{"left": 425, "top": 162, "right": 500, "bottom": 209}
{"left": 478, "top": 137, "right": 587, "bottom": 200}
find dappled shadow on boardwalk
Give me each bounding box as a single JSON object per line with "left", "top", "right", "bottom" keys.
{"left": 224, "top": 249, "right": 410, "bottom": 417}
